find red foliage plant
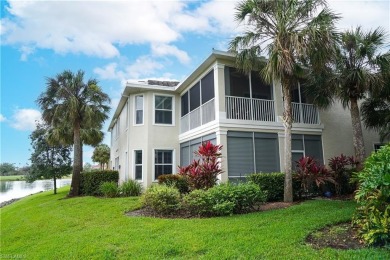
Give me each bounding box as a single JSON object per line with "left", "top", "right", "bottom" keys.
{"left": 178, "top": 141, "right": 223, "bottom": 190}
{"left": 295, "top": 156, "right": 336, "bottom": 194}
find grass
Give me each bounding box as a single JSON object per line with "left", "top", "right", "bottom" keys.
{"left": 1, "top": 187, "right": 389, "bottom": 259}
{"left": 0, "top": 175, "right": 25, "bottom": 181}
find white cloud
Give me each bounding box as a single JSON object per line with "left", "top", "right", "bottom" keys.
{"left": 0, "top": 114, "right": 6, "bottom": 122}
{"left": 10, "top": 108, "right": 41, "bottom": 131}
{"left": 94, "top": 56, "right": 164, "bottom": 84}
{"left": 1, "top": 0, "right": 240, "bottom": 59}
{"left": 151, "top": 43, "right": 190, "bottom": 64}
{"left": 329, "top": 1, "right": 390, "bottom": 33}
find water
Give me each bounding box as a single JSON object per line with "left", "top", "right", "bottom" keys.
{"left": 0, "top": 179, "right": 72, "bottom": 203}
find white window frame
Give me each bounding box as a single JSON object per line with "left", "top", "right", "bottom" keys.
{"left": 153, "top": 94, "right": 175, "bottom": 126}
{"left": 153, "top": 149, "right": 175, "bottom": 180}
{"left": 133, "top": 149, "right": 143, "bottom": 181}
{"left": 134, "top": 95, "right": 144, "bottom": 126}
{"left": 114, "top": 117, "right": 120, "bottom": 140}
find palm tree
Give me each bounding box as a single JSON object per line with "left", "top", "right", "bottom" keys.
{"left": 37, "top": 70, "right": 110, "bottom": 196}
{"left": 361, "top": 68, "right": 390, "bottom": 142}
{"left": 307, "top": 27, "right": 389, "bottom": 168}
{"left": 229, "top": 0, "right": 338, "bottom": 202}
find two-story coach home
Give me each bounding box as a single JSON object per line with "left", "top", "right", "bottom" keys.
{"left": 108, "top": 50, "right": 381, "bottom": 186}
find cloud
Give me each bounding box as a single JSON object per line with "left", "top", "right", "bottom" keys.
{"left": 329, "top": 1, "right": 389, "bottom": 32}
{"left": 10, "top": 108, "right": 41, "bottom": 131}
{"left": 94, "top": 56, "right": 164, "bottom": 84}
{"left": 1, "top": 0, "right": 240, "bottom": 59}
{"left": 151, "top": 43, "right": 190, "bottom": 64}
{"left": 0, "top": 114, "right": 6, "bottom": 122}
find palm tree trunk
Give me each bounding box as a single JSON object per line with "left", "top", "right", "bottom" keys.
{"left": 350, "top": 97, "right": 366, "bottom": 170}
{"left": 69, "top": 120, "right": 82, "bottom": 197}
{"left": 282, "top": 83, "right": 293, "bottom": 202}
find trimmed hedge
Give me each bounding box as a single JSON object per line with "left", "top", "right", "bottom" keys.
{"left": 157, "top": 174, "right": 190, "bottom": 194}
{"left": 248, "top": 172, "right": 302, "bottom": 201}
{"left": 80, "top": 170, "right": 119, "bottom": 196}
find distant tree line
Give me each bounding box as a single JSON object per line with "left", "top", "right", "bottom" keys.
{"left": 0, "top": 163, "right": 30, "bottom": 176}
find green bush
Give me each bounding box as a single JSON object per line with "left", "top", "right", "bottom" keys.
{"left": 248, "top": 172, "right": 301, "bottom": 201}
{"left": 80, "top": 170, "right": 119, "bottom": 196}
{"left": 99, "top": 181, "right": 118, "bottom": 198}
{"left": 157, "top": 174, "right": 190, "bottom": 194}
{"left": 353, "top": 144, "right": 390, "bottom": 247}
{"left": 182, "top": 189, "right": 214, "bottom": 216}
{"left": 119, "top": 179, "right": 142, "bottom": 197}
{"left": 183, "top": 182, "right": 267, "bottom": 217}
{"left": 141, "top": 185, "right": 181, "bottom": 215}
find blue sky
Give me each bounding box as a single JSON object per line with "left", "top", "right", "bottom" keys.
{"left": 1, "top": 0, "right": 389, "bottom": 167}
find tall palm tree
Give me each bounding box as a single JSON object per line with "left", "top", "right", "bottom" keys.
{"left": 229, "top": 0, "right": 338, "bottom": 202}
{"left": 361, "top": 66, "right": 390, "bottom": 142}
{"left": 307, "top": 27, "right": 389, "bottom": 168}
{"left": 37, "top": 70, "right": 110, "bottom": 196}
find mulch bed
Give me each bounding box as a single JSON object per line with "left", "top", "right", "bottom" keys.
{"left": 125, "top": 201, "right": 296, "bottom": 219}
{"left": 306, "top": 222, "right": 365, "bottom": 250}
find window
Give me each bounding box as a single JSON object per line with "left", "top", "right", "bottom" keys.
{"left": 374, "top": 143, "right": 385, "bottom": 152}
{"left": 181, "top": 92, "right": 189, "bottom": 117}
{"left": 135, "top": 95, "right": 143, "bottom": 125}
{"left": 180, "top": 133, "right": 217, "bottom": 166}
{"left": 115, "top": 157, "right": 119, "bottom": 171}
{"left": 227, "top": 132, "right": 280, "bottom": 180}
{"left": 114, "top": 118, "right": 120, "bottom": 139}
{"left": 251, "top": 73, "right": 272, "bottom": 100}
{"left": 155, "top": 95, "right": 173, "bottom": 124}
{"left": 134, "top": 150, "right": 142, "bottom": 180}
{"left": 201, "top": 70, "right": 215, "bottom": 104}
{"left": 292, "top": 134, "right": 323, "bottom": 168}
{"left": 189, "top": 82, "right": 200, "bottom": 111}
{"left": 155, "top": 150, "right": 173, "bottom": 179}
{"left": 225, "top": 67, "right": 250, "bottom": 97}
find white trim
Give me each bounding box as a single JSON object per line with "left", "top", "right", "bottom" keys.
{"left": 153, "top": 148, "right": 175, "bottom": 181}
{"left": 153, "top": 93, "right": 175, "bottom": 126}
{"left": 134, "top": 94, "right": 144, "bottom": 126}
{"left": 133, "top": 149, "right": 143, "bottom": 181}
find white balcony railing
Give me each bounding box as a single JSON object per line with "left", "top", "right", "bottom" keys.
{"left": 180, "top": 98, "right": 215, "bottom": 133}
{"left": 292, "top": 102, "right": 320, "bottom": 124}
{"left": 226, "top": 96, "right": 276, "bottom": 122}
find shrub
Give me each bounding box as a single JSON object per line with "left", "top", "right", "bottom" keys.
{"left": 248, "top": 172, "right": 302, "bottom": 201}
{"left": 183, "top": 182, "right": 267, "bottom": 217}
{"left": 99, "top": 181, "right": 118, "bottom": 198}
{"left": 353, "top": 144, "right": 390, "bottom": 247}
{"left": 157, "top": 174, "right": 190, "bottom": 194}
{"left": 182, "top": 189, "right": 214, "bottom": 216}
{"left": 119, "top": 179, "right": 142, "bottom": 197}
{"left": 141, "top": 185, "right": 181, "bottom": 215}
{"left": 178, "top": 141, "right": 223, "bottom": 190}
{"left": 328, "top": 154, "right": 358, "bottom": 195}
{"left": 294, "top": 157, "right": 336, "bottom": 198}
{"left": 80, "top": 170, "right": 119, "bottom": 196}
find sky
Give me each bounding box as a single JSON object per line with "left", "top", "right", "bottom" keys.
{"left": 1, "top": 0, "right": 389, "bottom": 168}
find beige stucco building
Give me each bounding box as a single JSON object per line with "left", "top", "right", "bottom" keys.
{"left": 108, "top": 50, "right": 382, "bottom": 186}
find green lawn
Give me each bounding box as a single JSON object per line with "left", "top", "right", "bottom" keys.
{"left": 0, "top": 175, "right": 25, "bottom": 181}
{"left": 1, "top": 187, "right": 388, "bottom": 259}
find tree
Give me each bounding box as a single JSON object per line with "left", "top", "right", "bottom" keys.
{"left": 0, "top": 163, "right": 17, "bottom": 176}
{"left": 37, "top": 70, "right": 110, "bottom": 197}
{"left": 29, "top": 123, "right": 72, "bottom": 194}
{"left": 307, "top": 27, "right": 389, "bottom": 168}
{"left": 361, "top": 61, "right": 390, "bottom": 142}
{"left": 229, "top": 0, "right": 338, "bottom": 202}
{"left": 92, "top": 144, "right": 110, "bottom": 170}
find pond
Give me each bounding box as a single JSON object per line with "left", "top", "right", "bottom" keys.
{"left": 0, "top": 179, "right": 72, "bottom": 203}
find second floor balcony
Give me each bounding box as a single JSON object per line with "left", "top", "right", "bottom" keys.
{"left": 225, "top": 96, "right": 320, "bottom": 124}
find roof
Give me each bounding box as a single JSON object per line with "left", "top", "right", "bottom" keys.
{"left": 108, "top": 50, "right": 236, "bottom": 131}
